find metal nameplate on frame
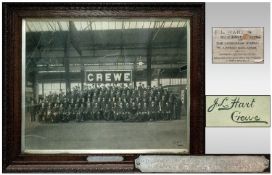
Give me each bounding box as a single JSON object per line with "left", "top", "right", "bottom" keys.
{"left": 135, "top": 155, "right": 269, "bottom": 173}
{"left": 213, "top": 27, "right": 264, "bottom": 64}
{"left": 206, "top": 96, "right": 270, "bottom": 127}
{"left": 87, "top": 155, "right": 124, "bottom": 162}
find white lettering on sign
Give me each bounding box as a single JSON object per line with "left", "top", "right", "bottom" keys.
{"left": 85, "top": 71, "right": 132, "bottom": 83}
{"left": 105, "top": 73, "right": 111, "bottom": 82}
{"left": 124, "top": 73, "right": 130, "bottom": 81}
{"left": 87, "top": 73, "right": 94, "bottom": 82}
{"left": 113, "top": 73, "right": 122, "bottom": 81}
{"left": 96, "top": 73, "right": 103, "bottom": 81}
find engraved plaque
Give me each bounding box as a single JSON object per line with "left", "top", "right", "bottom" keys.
{"left": 206, "top": 96, "right": 270, "bottom": 127}
{"left": 213, "top": 27, "right": 264, "bottom": 64}
{"left": 87, "top": 155, "right": 124, "bottom": 162}
{"left": 135, "top": 155, "right": 269, "bottom": 173}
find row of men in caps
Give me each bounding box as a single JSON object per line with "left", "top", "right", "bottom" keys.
{"left": 30, "top": 84, "right": 182, "bottom": 122}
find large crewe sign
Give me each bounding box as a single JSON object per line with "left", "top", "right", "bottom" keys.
{"left": 85, "top": 70, "right": 132, "bottom": 83}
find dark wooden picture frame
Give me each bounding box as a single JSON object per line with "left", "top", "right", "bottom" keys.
{"left": 2, "top": 2, "right": 205, "bottom": 172}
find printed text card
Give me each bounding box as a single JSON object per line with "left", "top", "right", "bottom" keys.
{"left": 213, "top": 27, "right": 264, "bottom": 64}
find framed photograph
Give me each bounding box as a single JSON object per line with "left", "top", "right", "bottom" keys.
{"left": 3, "top": 3, "right": 205, "bottom": 172}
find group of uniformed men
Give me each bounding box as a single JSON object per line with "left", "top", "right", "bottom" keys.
{"left": 30, "top": 84, "right": 181, "bottom": 123}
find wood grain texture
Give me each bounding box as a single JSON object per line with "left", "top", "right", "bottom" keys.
{"left": 2, "top": 2, "right": 205, "bottom": 172}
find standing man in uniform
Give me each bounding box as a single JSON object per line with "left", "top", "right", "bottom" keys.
{"left": 30, "top": 99, "right": 36, "bottom": 122}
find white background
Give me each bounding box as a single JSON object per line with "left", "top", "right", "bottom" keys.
{"left": 205, "top": 3, "right": 270, "bottom": 154}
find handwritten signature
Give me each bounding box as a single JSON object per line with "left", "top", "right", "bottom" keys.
{"left": 207, "top": 97, "right": 255, "bottom": 112}
{"left": 207, "top": 97, "right": 268, "bottom": 124}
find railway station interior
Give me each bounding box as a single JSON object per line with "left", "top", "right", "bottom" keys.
{"left": 23, "top": 18, "right": 189, "bottom": 152}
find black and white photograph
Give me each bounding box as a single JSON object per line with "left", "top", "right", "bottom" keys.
{"left": 22, "top": 18, "right": 190, "bottom": 153}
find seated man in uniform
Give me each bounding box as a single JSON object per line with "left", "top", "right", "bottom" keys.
{"left": 127, "top": 102, "right": 137, "bottom": 122}
{"left": 149, "top": 101, "right": 158, "bottom": 121}
{"left": 174, "top": 97, "right": 181, "bottom": 120}
{"left": 160, "top": 101, "right": 167, "bottom": 120}
{"left": 85, "top": 100, "right": 92, "bottom": 120}
{"left": 45, "top": 103, "right": 52, "bottom": 123}
{"left": 141, "top": 102, "right": 149, "bottom": 122}
{"left": 92, "top": 102, "right": 100, "bottom": 120}
{"left": 104, "top": 103, "right": 112, "bottom": 121}
{"left": 112, "top": 102, "right": 120, "bottom": 121}
{"left": 117, "top": 102, "right": 125, "bottom": 121}
{"left": 70, "top": 103, "right": 77, "bottom": 121}
{"left": 76, "top": 103, "right": 85, "bottom": 122}
{"left": 123, "top": 102, "right": 130, "bottom": 122}
{"left": 157, "top": 101, "right": 164, "bottom": 120}
{"left": 64, "top": 104, "right": 73, "bottom": 122}
{"left": 83, "top": 102, "right": 89, "bottom": 121}
{"left": 74, "top": 103, "right": 80, "bottom": 122}
{"left": 136, "top": 102, "right": 143, "bottom": 122}
{"left": 51, "top": 103, "right": 60, "bottom": 123}
{"left": 59, "top": 103, "right": 66, "bottom": 122}
{"left": 165, "top": 102, "right": 172, "bottom": 120}
{"left": 37, "top": 102, "right": 47, "bottom": 122}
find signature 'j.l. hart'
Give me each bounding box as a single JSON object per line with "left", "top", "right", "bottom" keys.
{"left": 207, "top": 97, "right": 268, "bottom": 124}
{"left": 207, "top": 97, "right": 255, "bottom": 112}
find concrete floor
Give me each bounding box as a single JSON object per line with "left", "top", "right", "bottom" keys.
{"left": 23, "top": 119, "right": 188, "bottom": 153}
